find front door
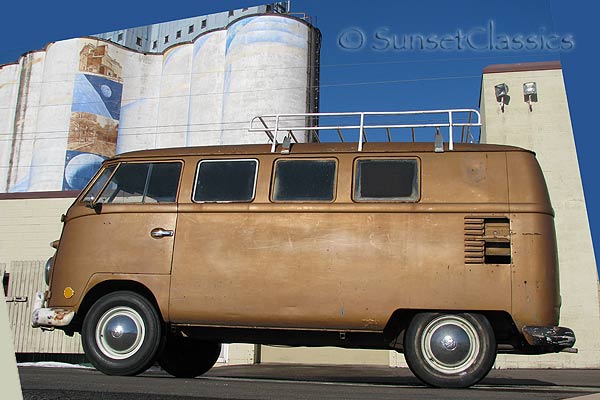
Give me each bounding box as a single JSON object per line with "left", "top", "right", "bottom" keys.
{"left": 52, "top": 161, "right": 182, "bottom": 308}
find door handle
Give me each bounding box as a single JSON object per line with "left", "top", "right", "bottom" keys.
{"left": 150, "top": 228, "right": 174, "bottom": 239}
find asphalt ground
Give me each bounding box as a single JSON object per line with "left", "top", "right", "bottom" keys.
{"left": 18, "top": 363, "right": 600, "bottom": 400}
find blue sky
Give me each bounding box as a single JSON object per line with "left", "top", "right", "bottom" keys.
{"left": 1, "top": 1, "right": 597, "bottom": 277}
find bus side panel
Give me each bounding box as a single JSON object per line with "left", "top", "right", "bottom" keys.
{"left": 507, "top": 152, "right": 560, "bottom": 329}
{"left": 509, "top": 213, "right": 560, "bottom": 329}
{"left": 169, "top": 209, "right": 512, "bottom": 331}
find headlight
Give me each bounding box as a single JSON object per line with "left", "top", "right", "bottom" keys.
{"left": 44, "top": 257, "right": 53, "bottom": 286}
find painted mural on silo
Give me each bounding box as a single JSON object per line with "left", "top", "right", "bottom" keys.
{"left": 8, "top": 50, "right": 54, "bottom": 193}
{"left": 115, "top": 48, "right": 163, "bottom": 154}
{"left": 63, "top": 43, "right": 123, "bottom": 190}
{"left": 220, "top": 16, "right": 311, "bottom": 144}
{"left": 155, "top": 45, "right": 192, "bottom": 150}
{"left": 24, "top": 39, "right": 83, "bottom": 192}
{"left": 186, "top": 31, "right": 226, "bottom": 147}
{"left": 0, "top": 13, "right": 319, "bottom": 193}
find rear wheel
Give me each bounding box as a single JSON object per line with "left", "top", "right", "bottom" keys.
{"left": 158, "top": 335, "right": 221, "bottom": 378}
{"left": 404, "top": 312, "right": 496, "bottom": 388}
{"left": 81, "top": 291, "right": 162, "bottom": 376}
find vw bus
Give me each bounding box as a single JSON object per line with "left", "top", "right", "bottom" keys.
{"left": 32, "top": 110, "right": 576, "bottom": 388}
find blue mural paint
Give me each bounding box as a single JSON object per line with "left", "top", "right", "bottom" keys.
{"left": 225, "top": 17, "right": 254, "bottom": 53}
{"left": 193, "top": 35, "right": 211, "bottom": 59}
{"left": 62, "top": 150, "right": 106, "bottom": 190}
{"left": 163, "top": 46, "right": 183, "bottom": 68}
{"left": 8, "top": 175, "right": 30, "bottom": 192}
{"left": 71, "top": 74, "right": 123, "bottom": 120}
{"left": 226, "top": 16, "right": 306, "bottom": 54}
{"left": 65, "top": 70, "right": 122, "bottom": 190}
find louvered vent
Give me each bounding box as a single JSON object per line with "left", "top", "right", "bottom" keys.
{"left": 465, "top": 217, "right": 511, "bottom": 264}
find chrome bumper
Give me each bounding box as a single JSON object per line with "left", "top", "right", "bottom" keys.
{"left": 522, "top": 325, "right": 577, "bottom": 353}
{"left": 31, "top": 291, "right": 75, "bottom": 329}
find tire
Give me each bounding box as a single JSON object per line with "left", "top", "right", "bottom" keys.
{"left": 81, "top": 291, "right": 162, "bottom": 376}
{"left": 158, "top": 335, "right": 221, "bottom": 378}
{"left": 404, "top": 312, "right": 496, "bottom": 388}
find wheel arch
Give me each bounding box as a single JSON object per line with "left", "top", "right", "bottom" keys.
{"left": 384, "top": 309, "right": 520, "bottom": 350}
{"left": 71, "top": 279, "right": 165, "bottom": 334}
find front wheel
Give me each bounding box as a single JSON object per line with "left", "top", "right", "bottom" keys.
{"left": 158, "top": 335, "right": 221, "bottom": 378}
{"left": 404, "top": 312, "right": 496, "bottom": 388}
{"left": 81, "top": 291, "right": 162, "bottom": 376}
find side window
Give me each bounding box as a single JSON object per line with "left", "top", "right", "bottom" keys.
{"left": 354, "top": 158, "right": 419, "bottom": 201}
{"left": 145, "top": 163, "right": 182, "bottom": 202}
{"left": 272, "top": 159, "right": 336, "bottom": 202}
{"left": 82, "top": 165, "right": 116, "bottom": 202}
{"left": 193, "top": 159, "right": 258, "bottom": 202}
{"left": 97, "top": 162, "right": 181, "bottom": 204}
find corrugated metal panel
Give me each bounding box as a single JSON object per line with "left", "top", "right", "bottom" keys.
{"left": 5, "top": 261, "right": 83, "bottom": 354}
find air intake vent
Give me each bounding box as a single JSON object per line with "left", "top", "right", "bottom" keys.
{"left": 465, "top": 217, "right": 511, "bottom": 264}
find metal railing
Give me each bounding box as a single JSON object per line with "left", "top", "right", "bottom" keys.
{"left": 248, "top": 109, "right": 482, "bottom": 153}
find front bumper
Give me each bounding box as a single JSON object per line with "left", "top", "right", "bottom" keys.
{"left": 522, "top": 325, "right": 577, "bottom": 353}
{"left": 31, "top": 291, "right": 75, "bottom": 329}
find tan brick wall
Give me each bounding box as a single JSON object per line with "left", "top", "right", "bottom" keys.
{"left": 0, "top": 198, "right": 75, "bottom": 265}
{"left": 1, "top": 198, "right": 81, "bottom": 354}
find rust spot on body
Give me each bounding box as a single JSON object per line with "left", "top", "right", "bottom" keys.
{"left": 362, "top": 319, "right": 378, "bottom": 329}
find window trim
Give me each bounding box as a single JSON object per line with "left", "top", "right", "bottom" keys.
{"left": 270, "top": 158, "right": 338, "bottom": 203}
{"left": 352, "top": 157, "right": 421, "bottom": 203}
{"left": 80, "top": 160, "right": 183, "bottom": 206}
{"left": 80, "top": 162, "right": 119, "bottom": 204}
{"left": 192, "top": 158, "right": 259, "bottom": 204}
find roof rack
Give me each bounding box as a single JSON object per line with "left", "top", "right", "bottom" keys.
{"left": 248, "top": 109, "right": 482, "bottom": 153}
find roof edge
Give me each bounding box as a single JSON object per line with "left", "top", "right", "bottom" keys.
{"left": 116, "top": 142, "right": 531, "bottom": 159}
{"left": 0, "top": 12, "right": 318, "bottom": 70}
{"left": 483, "top": 61, "right": 562, "bottom": 74}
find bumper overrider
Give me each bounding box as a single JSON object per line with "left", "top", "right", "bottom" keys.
{"left": 522, "top": 325, "right": 577, "bottom": 353}
{"left": 31, "top": 291, "right": 75, "bottom": 329}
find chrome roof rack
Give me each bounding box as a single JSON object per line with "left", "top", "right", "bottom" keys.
{"left": 249, "top": 109, "right": 482, "bottom": 153}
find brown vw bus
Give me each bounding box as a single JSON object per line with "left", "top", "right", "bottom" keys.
{"left": 32, "top": 110, "right": 576, "bottom": 388}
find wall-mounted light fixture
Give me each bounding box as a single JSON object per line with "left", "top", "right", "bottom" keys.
{"left": 523, "top": 82, "right": 537, "bottom": 112}
{"left": 495, "top": 83, "right": 509, "bottom": 113}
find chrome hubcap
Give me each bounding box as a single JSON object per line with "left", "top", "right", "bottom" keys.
{"left": 95, "top": 306, "right": 145, "bottom": 360}
{"left": 421, "top": 315, "right": 479, "bottom": 373}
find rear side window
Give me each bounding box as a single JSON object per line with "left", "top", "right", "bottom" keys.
{"left": 354, "top": 158, "right": 419, "bottom": 201}
{"left": 193, "top": 159, "right": 258, "bottom": 202}
{"left": 96, "top": 162, "right": 181, "bottom": 204}
{"left": 272, "top": 159, "right": 336, "bottom": 202}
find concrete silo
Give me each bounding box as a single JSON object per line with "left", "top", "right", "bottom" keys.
{"left": 0, "top": 7, "right": 320, "bottom": 193}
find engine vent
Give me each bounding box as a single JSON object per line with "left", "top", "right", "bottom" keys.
{"left": 465, "top": 217, "right": 511, "bottom": 264}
